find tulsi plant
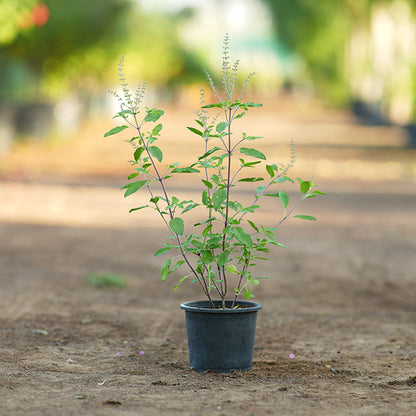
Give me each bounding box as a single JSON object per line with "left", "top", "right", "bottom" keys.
{"left": 105, "top": 35, "right": 325, "bottom": 309}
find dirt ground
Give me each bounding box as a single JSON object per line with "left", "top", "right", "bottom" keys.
{"left": 1, "top": 100, "right": 416, "bottom": 415}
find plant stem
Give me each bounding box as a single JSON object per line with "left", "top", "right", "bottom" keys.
{"left": 134, "top": 118, "right": 215, "bottom": 307}
{"left": 221, "top": 106, "right": 233, "bottom": 307}
{"left": 274, "top": 196, "right": 304, "bottom": 229}
{"left": 231, "top": 254, "right": 250, "bottom": 308}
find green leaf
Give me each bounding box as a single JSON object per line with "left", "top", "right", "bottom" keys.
{"left": 305, "top": 190, "right": 327, "bottom": 199}
{"left": 242, "top": 205, "right": 260, "bottom": 213}
{"left": 149, "top": 146, "right": 163, "bottom": 162}
{"left": 182, "top": 203, "right": 199, "bottom": 214}
{"left": 174, "top": 275, "right": 188, "bottom": 291}
{"left": 300, "top": 180, "right": 311, "bottom": 194}
{"left": 202, "top": 190, "right": 210, "bottom": 207}
{"left": 155, "top": 246, "right": 173, "bottom": 257}
{"left": 212, "top": 189, "right": 227, "bottom": 211}
{"left": 202, "top": 103, "right": 223, "bottom": 109}
{"left": 279, "top": 190, "right": 289, "bottom": 208}
{"left": 171, "top": 167, "right": 200, "bottom": 173}
{"left": 234, "top": 227, "right": 253, "bottom": 246}
{"left": 170, "top": 217, "right": 184, "bottom": 235}
{"left": 217, "top": 252, "right": 228, "bottom": 267}
{"left": 104, "top": 125, "right": 129, "bottom": 137}
{"left": 171, "top": 260, "right": 185, "bottom": 272}
{"left": 127, "top": 172, "right": 139, "bottom": 180}
{"left": 294, "top": 215, "right": 317, "bottom": 221}
{"left": 124, "top": 180, "right": 147, "bottom": 197}
{"left": 202, "top": 224, "right": 213, "bottom": 237}
{"left": 160, "top": 258, "right": 171, "bottom": 281}
{"left": 247, "top": 219, "right": 259, "bottom": 232}
{"left": 273, "top": 176, "right": 293, "bottom": 184}
{"left": 201, "top": 179, "right": 213, "bottom": 189}
{"left": 129, "top": 205, "right": 148, "bottom": 213}
{"left": 244, "top": 288, "right": 252, "bottom": 299}
{"left": 226, "top": 265, "right": 238, "bottom": 274}
{"left": 243, "top": 161, "right": 262, "bottom": 167}
{"left": 216, "top": 121, "right": 229, "bottom": 133}
{"left": 240, "top": 148, "right": 266, "bottom": 160}
{"left": 266, "top": 164, "right": 275, "bottom": 178}
{"left": 134, "top": 147, "right": 145, "bottom": 161}
{"left": 238, "top": 177, "right": 264, "bottom": 182}
{"left": 245, "top": 102, "right": 263, "bottom": 108}
{"left": 113, "top": 109, "right": 133, "bottom": 119}
{"left": 144, "top": 109, "right": 164, "bottom": 122}
{"left": 199, "top": 147, "right": 222, "bottom": 160}
{"left": 187, "top": 127, "right": 203, "bottom": 136}
{"left": 152, "top": 124, "right": 163, "bottom": 135}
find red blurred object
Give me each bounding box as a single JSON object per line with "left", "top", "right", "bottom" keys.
{"left": 31, "top": 2, "right": 50, "bottom": 27}
{"left": 18, "top": 1, "right": 50, "bottom": 29}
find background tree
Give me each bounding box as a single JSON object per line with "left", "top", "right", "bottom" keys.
{"left": 262, "top": 0, "right": 415, "bottom": 114}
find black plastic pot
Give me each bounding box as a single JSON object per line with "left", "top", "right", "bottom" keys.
{"left": 180, "top": 300, "right": 262, "bottom": 373}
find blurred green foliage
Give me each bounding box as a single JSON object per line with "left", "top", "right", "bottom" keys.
{"left": 0, "top": 0, "right": 37, "bottom": 45}
{"left": 0, "top": 0, "right": 203, "bottom": 104}
{"left": 86, "top": 273, "right": 128, "bottom": 288}
{"left": 262, "top": 0, "right": 415, "bottom": 108}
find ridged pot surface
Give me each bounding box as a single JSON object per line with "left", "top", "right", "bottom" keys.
{"left": 180, "top": 300, "right": 262, "bottom": 373}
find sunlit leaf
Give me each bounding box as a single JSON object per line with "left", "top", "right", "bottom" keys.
{"left": 144, "top": 109, "right": 164, "bottom": 122}
{"left": 129, "top": 205, "right": 148, "bottom": 213}
{"left": 134, "top": 147, "right": 145, "bottom": 161}
{"left": 266, "top": 164, "right": 275, "bottom": 178}
{"left": 240, "top": 147, "right": 266, "bottom": 160}
{"left": 212, "top": 189, "right": 227, "bottom": 210}
{"left": 104, "top": 125, "right": 129, "bottom": 137}
{"left": 217, "top": 252, "right": 228, "bottom": 267}
{"left": 187, "top": 127, "right": 203, "bottom": 136}
{"left": 247, "top": 220, "right": 259, "bottom": 232}
{"left": 124, "top": 180, "right": 147, "bottom": 197}
{"left": 202, "top": 190, "right": 210, "bottom": 206}
{"left": 226, "top": 265, "right": 238, "bottom": 274}
{"left": 279, "top": 190, "right": 289, "bottom": 208}
{"left": 160, "top": 258, "right": 171, "bottom": 281}
{"left": 182, "top": 203, "right": 199, "bottom": 213}
{"left": 149, "top": 146, "right": 163, "bottom": 162}
{"left": 305, "top": 190, "right": 327, "bottom": 199}
{"left": 238, "top": 177, "right": 264, "bottom": 182}
{"left": 245, "top": 102, "right": 263, "bottom": 108}
{"left": 294, "top": 215, "right": 317, "bottom": 221}
{"left": 171, "top": 167, "right": 199, "bottom": 173}
{"left": 169, "top": 217, "right": 184, "bottom": 235}
{"left": 300, "top": 180, "right": 311, "bottom": 194}
{"left": 234, "top": 227, "right": 253, "bottom": 246}
{"left": 201, "top": 179, "right": 213, "bottom": 189}
{"left": 152, "top": 124, "right": 163, "bottom": 135}
{"left": 216, "top": 121, "right": 229, "bottom": 133}
{"left": 199, "top": 147, "right": 222, "bottom": 160}
{"left": 154, "top": 246, "right": 173, "bottom": 257}
{"left": 244, "top": 288, "right": 252, "bottom": 299}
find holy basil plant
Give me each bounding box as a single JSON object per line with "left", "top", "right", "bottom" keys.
{"left": 105, "top": 35, "right": 325, "bottom": 309}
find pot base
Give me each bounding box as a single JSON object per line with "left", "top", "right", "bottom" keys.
{"left": 180, "top": 300, "right": 262, "bottom": 373}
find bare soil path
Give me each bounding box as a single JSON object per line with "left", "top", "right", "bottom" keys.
{"left": 1, "top": 101, "right": 416, "bottom": 415}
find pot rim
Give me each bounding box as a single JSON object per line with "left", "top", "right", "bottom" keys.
{"left": 180, "top": 300, "right": 262, "bottom": 313}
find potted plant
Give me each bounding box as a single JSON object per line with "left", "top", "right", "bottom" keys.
{"left": 105, "top": 35, "right": 325, "bottom": 373}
